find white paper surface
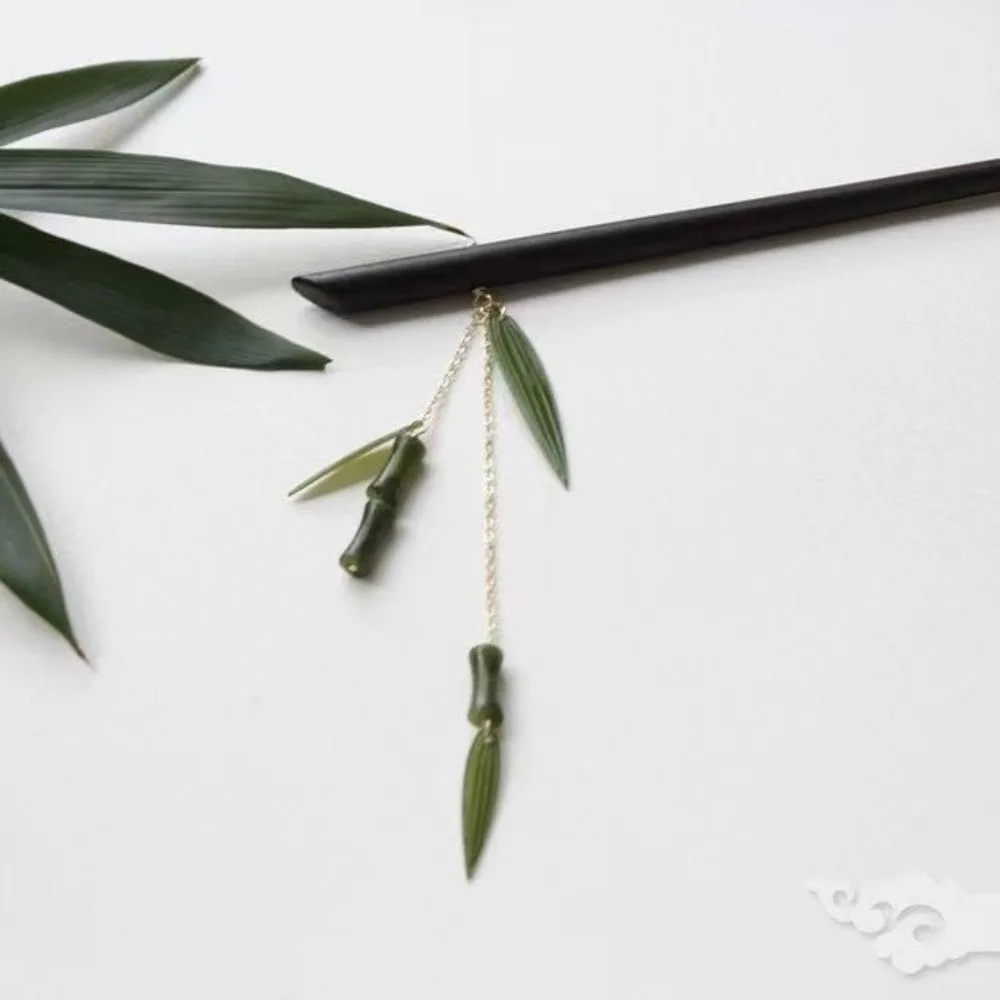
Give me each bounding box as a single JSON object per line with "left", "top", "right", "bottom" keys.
{"left": 3, "top": 1, "right": 1000, "bottom": 996}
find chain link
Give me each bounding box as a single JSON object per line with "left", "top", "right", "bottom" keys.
{"left": 414, "top": 321, "right": 479, "bottom": 435}
{"left": 482, "top": 318, "right": 500, "bottom": 645}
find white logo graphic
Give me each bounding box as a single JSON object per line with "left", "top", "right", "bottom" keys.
{"left": 807, "top": 872, "right": 1000, "bottom": 975}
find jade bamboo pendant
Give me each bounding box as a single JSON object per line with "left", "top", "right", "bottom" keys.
{"left": 339, "top": 432, "right": 425, "bottom": 577}
{"left": 463, "top": 643, "right": 504, "bottom": 877}
{"left": 290, "top": 288, "right": 568, "bottom": 880}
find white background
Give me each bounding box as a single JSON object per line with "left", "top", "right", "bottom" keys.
{"left": 2, "top": 1, "right": 1000, "bottom": 996}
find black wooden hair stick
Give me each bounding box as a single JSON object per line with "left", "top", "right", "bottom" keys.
{"left": 288, "top": 157, "right": 1000, "bottom": 878}
{"left": 292, "top": 157, "right": 1000, "bottom": 316}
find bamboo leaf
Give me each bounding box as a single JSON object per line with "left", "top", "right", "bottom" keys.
{"left": 462, "top": 728, "right": 501, "bottom": 879}
{"left": 288, "top": 422, "right": 421, "bottom": 499}
{"left": 0, "top": 149, "right": 466, "bottom": 236}
{"left": 489, "top": 313, "right": 569, "bottom": 487}
{"left": 0, "top": 213, "right": 328, "bottom": 371}
{"left": 0, "top": 437, "right": 82, "bottom": 657}
{"left": 0, "top": 58, "right": 199, "bottom": 147}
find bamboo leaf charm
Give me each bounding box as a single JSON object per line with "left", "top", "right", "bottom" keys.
{"left": 462, "top": 726, "right": 501, "bottom": 879}
{"left": 488, "top": 312, "right": 569, "bottom": 488}
{"left": 288, "top": 421, "right": 421, "bottom": 499}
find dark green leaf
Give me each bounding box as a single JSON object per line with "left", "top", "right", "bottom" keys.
{"left": 0, "top": 213, "right": 328, "bottom": 371}
{"left": 0, "top": 436, "right": 82, "bottom": 657}
{"left": 0, "top": 149, "right": 467, "bottom": 236}
{"left": 489, "top": 312, "right": 569, "bottom": 487}
{"left": 288, "top": 422, "right": 421, "bottom": 499}
{"left": 462, "top": 728, "right": 501, "bottom": 879}
{"left": 0, "top": 58, "right": 199, "bottom": 147}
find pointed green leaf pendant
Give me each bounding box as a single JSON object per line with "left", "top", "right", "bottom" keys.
{"left": 488, "top": 311, "right": 569, "bottom": 488}
{"left": 462, "top": 725, "right": 501, "bottom": 879}
{"left": 288, "top": 421, "right": 422, "bottom": 499}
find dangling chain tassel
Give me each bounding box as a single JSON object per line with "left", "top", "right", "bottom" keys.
{"left": 462, "top": 290, "right": 505, "bottom": 878}
{"left": 294, "top": 287, "right": 554, "bottom": 879}
{"left": 326, "top": 285, "right": 509, "bottom": 876}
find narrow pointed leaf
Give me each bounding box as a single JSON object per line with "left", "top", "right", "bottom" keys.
{"left": 0, "top": 213, "right": 328, "bottom": 370}
{"left": 0, "top": 437, "right": 82, "bottom": 656}
{"left": 0, "top": 58, "right": 199, "bottom": 147}
{"left": 462, "top": 729, "right": 501, "bottom": 879}
{"left": 303, "top": 444, "right": 394, "bottom": 499}
{"left": 288, "top": 422, "right": 421, "bottom": 499}
{"left": 0, "top": 149, "right": 467, "bottom": 236}
{"left": 489, "top": 313, "right": 569, "bottom": 487}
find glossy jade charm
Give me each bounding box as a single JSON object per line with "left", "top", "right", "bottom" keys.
{"left": 467, "top": 642, "right": 504, "bottom": 727}
{"left": 339, "top": 432, "right": 425, "bottom": 578}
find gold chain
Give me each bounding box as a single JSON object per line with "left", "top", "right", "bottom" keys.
{"left": 412, "top": 289, "right": 503, "bottom": 644}
{"left": 482, "top": 312, "right": 500, "bottom": 644}
{"left": 414, "top": 322, "right": 479, "bottom": 435}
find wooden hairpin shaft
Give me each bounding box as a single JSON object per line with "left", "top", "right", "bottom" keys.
{"left": 293, "top": 157, "right": 1000, "bottom": 316}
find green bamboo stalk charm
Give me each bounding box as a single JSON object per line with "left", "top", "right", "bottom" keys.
{"left": 467, "top": 642, "right": 504, "bottom": 727}
{"left": 463, "top": 643, "right": 504, "bottom": 878}
{"left": 339, "top": 432, "right": 425, "bottom": 577}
